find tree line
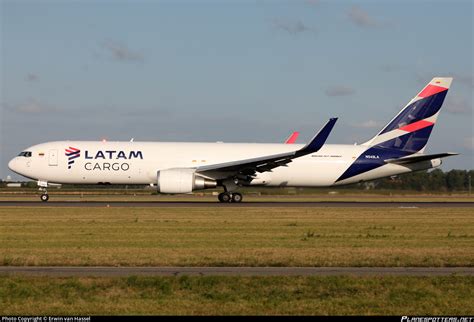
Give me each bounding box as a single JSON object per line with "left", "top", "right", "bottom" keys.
{"left": 365, "top": 169, "right": 473, "bottom": 192}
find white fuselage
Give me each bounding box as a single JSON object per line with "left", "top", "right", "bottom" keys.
{"left": 7, "top": 141, "right": 439, "bottom": 188}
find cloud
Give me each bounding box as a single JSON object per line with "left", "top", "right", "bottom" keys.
{"left": 25, "top": 73, "right": 39, "bottom": 83}
{"left": 5, "top": 100, "right": 59, "bottom": 114}
{"left": 352, "top": 120, "right": 383, "bottom": 129}
{"left": 324, "top": 85, "right": 356, "bottom": 97}
{"left": 304, "top": 0, "right": 320, "bottom": 5}
{"left": 273, "top": 19, "right": 316, "bottom": 35}
{"left": 445, "top": 95, "right": 472, "bottom": 115}
{"left": 347, "top": 6, "right": 380, "bottom": 28}
{"left": 101, "top": 40, "right": 144, "bottom": 62}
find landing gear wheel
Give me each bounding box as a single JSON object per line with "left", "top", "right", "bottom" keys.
{"left": 40, "top": 194, "right": 49, "bottom": 202}
{"left": 218, "top": 192, "right": 231, "bottom": 203}
{"left": 231, "top": 193, "right": 243, "bottom": 203}
{"left": 221, "top": 193, "right": 231, "bottom": 203}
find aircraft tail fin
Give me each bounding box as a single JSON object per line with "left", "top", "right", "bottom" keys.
{"left": 362, "top": 77, "right": 453, "bottom": 153}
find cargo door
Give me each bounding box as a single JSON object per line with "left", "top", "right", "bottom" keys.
{"left": 48, "top": 149, "right": 58, "bottom": 166}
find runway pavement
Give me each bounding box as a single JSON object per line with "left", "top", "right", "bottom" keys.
{"left": 0, "top": 266, "right": 473, "bottom": 277}
{"left": 0, "top": 201, "right": 473, "bottom": 208}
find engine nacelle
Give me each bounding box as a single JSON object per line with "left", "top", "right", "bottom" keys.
{"left": 249, "top": 172, "right": 272, "bottom": 186}
{"left": 157, "top": 168, "right": 217, "bottom": 194}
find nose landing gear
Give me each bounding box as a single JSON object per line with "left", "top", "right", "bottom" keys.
{"left": 40, "top": 193, "right": 49, "bottom": 202}
{"left": 218, "top": 192, "right": 243, "bottom": 203}
{"left": 38, "top": 181, "right": 49, "bottom": 202}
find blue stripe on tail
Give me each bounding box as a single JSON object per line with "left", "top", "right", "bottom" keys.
{"left": 336, "top": 126, "right": 434, "bottom": 182}
{"left": 380, "top": 91, "right": 447, "bottom": 134}
{"left": 377, "top": 125, "right": 434, "bottom": 153}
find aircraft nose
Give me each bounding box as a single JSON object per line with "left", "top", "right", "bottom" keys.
{"left": 8, "top": 158, "right": 20, "bottom": 173}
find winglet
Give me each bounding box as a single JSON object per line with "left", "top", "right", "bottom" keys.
{"left": 284, "top": 131, "right": 300, "bottom": 144}
{"left": 297, "top": 118, "right": 338, "bottom": 155}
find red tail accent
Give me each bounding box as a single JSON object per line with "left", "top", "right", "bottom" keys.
{"left": 399, "top": 120, "right": 434, "bottom": 132}
{"left": 418, "top": 84, "right": 447, "bottom": 98}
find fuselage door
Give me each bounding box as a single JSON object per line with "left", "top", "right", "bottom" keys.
{"left": 49, "top": 149, "right": 58, "bottom": 166}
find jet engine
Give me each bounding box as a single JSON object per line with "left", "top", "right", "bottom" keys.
{"left": 157, "top": 168, "right": 217, "bottom": 194}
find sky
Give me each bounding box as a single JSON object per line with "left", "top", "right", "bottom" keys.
{"left": 0, "top": 0, "right": 473, "bottom": 179}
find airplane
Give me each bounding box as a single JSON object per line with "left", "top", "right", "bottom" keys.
{"left": 8, "top": 77, "right": 458, "bottom": 203}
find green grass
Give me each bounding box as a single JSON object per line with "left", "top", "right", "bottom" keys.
{"left": 1, "top": 275, "right": 472, "bottom": 315}
{"left": 0, "top": 207, "right": 473, "bottom": 267}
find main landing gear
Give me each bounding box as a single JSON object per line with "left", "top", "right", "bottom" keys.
{"left": 217, "top": 192, "right": 243, "bottom": 203}
{"left": 217, "top": 179, "right": 243, "bottom": 203}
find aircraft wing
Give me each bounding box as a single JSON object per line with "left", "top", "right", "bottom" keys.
{"left": 385, "top": 152, "right": 458, "bottom": 165}
{"left": 196, "top": 118, "right": 337, "bottom": 178}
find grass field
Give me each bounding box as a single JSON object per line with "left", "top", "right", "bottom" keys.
{"left": 1, "top": 204, "right": 473, "bottom": 315}
{"left": 1, "top": 275, "right": 473, "bottom": 315}
{"left": 0, "top": 206, "right": 473, "bottom": 267}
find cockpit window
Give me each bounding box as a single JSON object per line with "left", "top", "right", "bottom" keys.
{"left": 18, "top": 151, "right": 32, "bottom": 157}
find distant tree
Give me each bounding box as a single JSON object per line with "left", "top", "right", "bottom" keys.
{"left": 25, "top": 181, "right": 37, "bottom": 188}
{"left": 367, "top": 168, "right": 472, "bottom": 192}
{"left": 430, "top": 169, "right": 446, "bottom": 190}
{"left": 446, "top": 170, "right": 467, "bottom": 191}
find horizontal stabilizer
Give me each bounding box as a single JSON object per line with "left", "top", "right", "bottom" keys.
{"left": 385, "top": 152, "right": 458, "bottom": 165}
